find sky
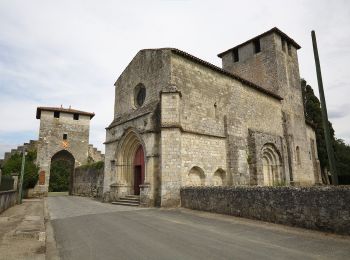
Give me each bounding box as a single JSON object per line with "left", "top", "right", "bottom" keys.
{"left": 0, "top": 0, "right": 349, "bottom": 159}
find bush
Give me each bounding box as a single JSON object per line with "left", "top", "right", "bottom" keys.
{"left": 79, "top": 161, "right": 104, "bottom": 170}
{"left": 0, "top": 175, "right": 14, "bottom": 191}
{"left": 1, "top": 150, "right": 39, "bottom": 190}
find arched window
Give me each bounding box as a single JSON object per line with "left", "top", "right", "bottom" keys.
{"left": 185, "top": 166, "right": 205, "bottom": 186}
{"left": 261, "top": 144, "right": 282, "bottom": 186}
{"left": 134, "top": 84, "right": 146, "bottom": 108}
{"left": 213, "top": 168, "right": 226, "bottom": 186}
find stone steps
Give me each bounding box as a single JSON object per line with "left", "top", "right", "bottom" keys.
{"left": 112, "top": 195, "right": 140, "bottom": 207}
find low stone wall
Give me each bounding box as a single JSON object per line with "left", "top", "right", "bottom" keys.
{"left": 181, "top": 186, "right": 350, "bottom": 235}
{"left": 0, "top": 190, "right": 17, "bottom": 214}
{"left": 72, "top": 167, "right": 103, "bottom": 198}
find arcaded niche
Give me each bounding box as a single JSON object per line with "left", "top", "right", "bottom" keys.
{"left": 103, "top": 27, "right": 322, "bottom": 207}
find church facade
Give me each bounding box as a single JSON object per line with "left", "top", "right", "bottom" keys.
{"left": 103, "top": 27, "right": 322, "bottom": 207}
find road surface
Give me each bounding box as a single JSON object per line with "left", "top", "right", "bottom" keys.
{"left": 47, "top": 196, "right": 350, "bottom": 260}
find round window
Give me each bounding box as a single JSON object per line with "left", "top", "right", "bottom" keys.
{"left": 135, "top": 84, "right": 146, "bottom": 107}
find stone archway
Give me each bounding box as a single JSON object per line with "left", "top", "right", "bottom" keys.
{"left": 213, "top": 168, "right": 226, "bottom": 186}
{"left": 49, "top": 150, "right": 75, "bottom": 193}
{"left": 185, "top": 166, "right": 205, "bottom": 186}
{"left": 261, "top": 144, "right": 282, "bottom": 186}
{"left": 116, "top": 130, "right": 145, "bottom": 195}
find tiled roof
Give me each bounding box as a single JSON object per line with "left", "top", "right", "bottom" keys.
{"left": 36, "top": 106, "right": 95, "bottom": 119}
{"left": 169, "top": 48, "right": 283, "bottom": 101}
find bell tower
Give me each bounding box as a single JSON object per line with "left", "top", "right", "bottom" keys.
{"left": 218, "top": 27, "right": 315, "bottom": 184}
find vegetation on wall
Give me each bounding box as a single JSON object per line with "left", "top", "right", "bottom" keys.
{"left": 301, "top": 79, "right": 350, "bottom": 182}
{"left": 79, "top": 161, "right": 104, "bottom": 170}
{"left": 1, "top": 149, "right": 39, "bottom": 189}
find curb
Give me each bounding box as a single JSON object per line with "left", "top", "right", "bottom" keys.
{"left": 44, "top": 198, "right": 60, "bottom": 260}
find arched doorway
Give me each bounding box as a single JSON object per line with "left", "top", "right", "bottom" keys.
{"left": 49, "top": 150, "right": 75, "bottom": 193}
{"left": 133, "top": 145, "right": 145, "bottom": 195}
{"left": 261, "top": 144, "right": 282, "bottom": 186}
{"left": 116, "top": 130, "right": 146, "bottom": 195}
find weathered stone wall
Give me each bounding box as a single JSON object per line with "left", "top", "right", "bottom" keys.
{"left": 0, "top": 190, "right": 17, "bottom": 214}
{"left": 181, "top": 186, "right": 350, "bottom": 235}
{"left": 220, "top": 31, "right": 316, "bottom": 185}
{"left": 306, "top": 124, "right": 322, "bottom": 184}
{"left": 88, "top": 145, "right": 104, "bottom": 162}
{"left": 72, "top": 167, "right": 104, "bottom": 198}
{"left": 104, "top": 49, "right": 168, "bottom": 205}
{"left": 170, "top": 53, "right": 284, "bottom": 188}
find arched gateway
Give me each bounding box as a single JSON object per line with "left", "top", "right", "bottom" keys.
{"left": 116, "top": 130, "right": 145, "bottom": 195}
{"left": 49, "top": 150, "right": 75, "bottom": 193}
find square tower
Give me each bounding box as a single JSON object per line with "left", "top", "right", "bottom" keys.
{"left": 218, "top": 27, "right": 315, "bottom": 184}
{"left": 34, "top": 106, "right": 95, "bottom": 195}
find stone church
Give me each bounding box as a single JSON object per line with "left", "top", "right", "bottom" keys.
{"left": 103, "top": 27, "right": 322, "bottom": 207}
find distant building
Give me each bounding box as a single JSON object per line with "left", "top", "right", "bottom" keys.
{"left": 103, "top": 27, "right": 322, "bottom": 207}
{"left": 1, "top": 106, "right": 103, "bottom": 196}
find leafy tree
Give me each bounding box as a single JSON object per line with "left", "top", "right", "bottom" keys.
{"left": 49, "top": 160, "right": 73, "bottom": 192}
{"left": 1, "top": 149, "right": 39, "bottom": 189}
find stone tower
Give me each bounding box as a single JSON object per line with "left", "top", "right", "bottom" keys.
{"left": 218, "top": 27, "right": 315, "bottom": 184}
{"left": 33, "top": 106, "right": 95, "bottom": 196}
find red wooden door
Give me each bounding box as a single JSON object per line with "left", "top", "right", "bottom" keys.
{"left": 133, "top": 146, "right": 145, "bottom": 195}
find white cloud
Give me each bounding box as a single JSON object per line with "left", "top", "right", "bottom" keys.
{"left": 0, "top": 0, "right": 349, "bottom": 160}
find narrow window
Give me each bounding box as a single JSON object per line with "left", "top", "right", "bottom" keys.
{"left": 63, "top": 134, "right": 67, "bottom": 140}
{"left": 54, "top": 111, "right": 60, "bottom": 118}
{"left": 287, "top": 43, "right": 292, "bottom": 56}
{"left": 253, "top": 39, "right": 261, "bottom": 53}
{"left": 214, "top": 102, "right": 218, "bottom": 119}
{"left": 233, "top": 49, "right": 239, "bottom": 62}
{"left": 296, "top": 146, "right": 301, "bottom": 165}
{"left": 73, "top": 113, "right": 79, "bottom": 120}
{"left": 281, "top": 39, "right": 286, "bottom": 52}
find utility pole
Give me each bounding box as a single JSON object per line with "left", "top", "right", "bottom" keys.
{"left": 311, "top": 30, "right": 338, "bottom": 185}
{"left": 18, "top": 147, "right": 26, "bottom": 203}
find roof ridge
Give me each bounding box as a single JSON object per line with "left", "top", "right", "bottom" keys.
{"left": 169, "top": 48, "right": 282, "bottom": 101}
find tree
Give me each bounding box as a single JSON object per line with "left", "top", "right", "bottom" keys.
{"left": 1, "top": 149, "right": 39, "bottom": 189}
{"left": 301, "top": 79, "right": 350, "bottom": 182}
{"left": 49, "top": 160, "right": 73, "bottom": 192}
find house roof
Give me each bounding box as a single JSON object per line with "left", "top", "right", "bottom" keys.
{"left": 168, "top": 48, "right": 283, "bottom": 101}
{"left": 36, "top": 106, "right": 95, "bottom": 119}
{"left": 217, "top": 27, "right": 301, "bottom": 58}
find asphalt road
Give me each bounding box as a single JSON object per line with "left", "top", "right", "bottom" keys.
{"left": 48, "top": 196, "right": 350, "bottom": 260}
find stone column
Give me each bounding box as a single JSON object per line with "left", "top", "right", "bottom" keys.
{"left": 11, "top": 173, "right": 19, "bottom": 191}
{"left": 160, "top": 87, "right": 182, "bottom": 207}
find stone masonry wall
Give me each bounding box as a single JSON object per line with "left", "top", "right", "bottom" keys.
{"left": 170, "top": 53, "right": 284, "bottom": 187}
{"left": 72, "top": 167, "right": 104, "bottom": 198}
{"left": 0, "top": 190, "right": 17, "bottom": 214}
{"left": 181, "top": 186, "right": 350, "bottom": 235}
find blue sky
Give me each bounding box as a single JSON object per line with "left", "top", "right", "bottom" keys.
{"left": 0, "top": 0, "right": 349, "bottom": 158}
